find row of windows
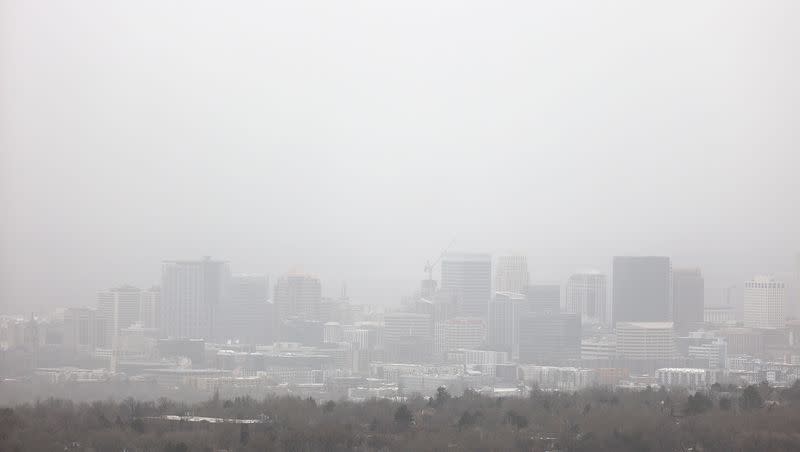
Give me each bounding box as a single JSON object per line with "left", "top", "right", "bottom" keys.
{"left": 745, "top": 283, "right": 785, "bottom": 289}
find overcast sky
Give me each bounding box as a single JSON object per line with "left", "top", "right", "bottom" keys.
{"left": 1, "top": 1, "right": 798, "bottom": 313}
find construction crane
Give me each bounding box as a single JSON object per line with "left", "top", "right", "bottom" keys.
{"left": 424, "top": 240, "right": 455, "bottom": 282}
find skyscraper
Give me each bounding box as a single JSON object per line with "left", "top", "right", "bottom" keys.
{"left": 527, "top": 284, "right": 561, "bottom": 313}
{"left": 672, "top": 268, "right": 704, "bottom": 333}
{"left": 96, "top": 285, "right": 144, "bottom": 348}
{"left": 217, "top": 274, "right": 271, "bottom": 344}
{"left": 63, "top": 307, "right": 96, "bottom": 354}
{"left": 612, "top": 256, "right": 672, "bottom": 325}
{"left": 565, "top": 271, "right": 607, "bottom": 325}
{"left": 488, "top": 292, "right": 525, "bottom": 356}
{"left": 139, "top": 287, "right": 160, "bottom": 330}
{"left": 796, "top": 253, "right": 800, "bottom": 318}
{"left": 743, "top": 275, "right": 785, "bottom": 329}
{"left": 494, "top": 255, "right": 529, "bottom": 295}
{"left": 274, "top": 273, "right": 322, "bottom": 321}
{"left": 160, "top": 257, "right": 230, "bottom": 340}
{"left": 441, "top": 253, "right": 492, "bottom": 318}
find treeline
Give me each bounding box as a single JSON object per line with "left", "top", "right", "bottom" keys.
{"left": 2, "top": 382, "right": 800, "bottom": 451}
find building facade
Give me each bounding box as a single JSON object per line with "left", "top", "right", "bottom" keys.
{"left": 438, "top": 317, "right": 486, "bottom": 354}
{"left": 615, "top": 322, "right": 676, "bottom": 360}
{"left": 218, "top": 274, "right": 271, "bottom": 344}
{"left": 97, "top": 285, "right": 145, "bottom": 348}
{"left": 518, "top": 312, "right": 580, "bottom": 364}
{"left": 441, "top": 253, "right": 492, "bottom": 319}
{"left": 160, "top": 257, "right": 230, "bottom": 340}
{"left": 612, "top": 256, "right": 672, "bottom": 325}
{"left": 139, "top": 287, "right": 160, "bottom": 330}
{"left": 565, "top": 271, "right": 607, "bottom": 325}
{"left": 527, "top": 284, "right": 561, "bottom": 314}
{"left": 743, "top": 276, "right": 785, "bottom": 329}
{"left": 672, "top": 268, "right": 704, "bottom": 333}
{"left": 383, "top": 312, "right": 432, "bottom": 362}
{"left": 488, "top": 292, "right": 525, "bottom": 356}
{"left": 494, "top": 255, "right": 529, "bottom": 295}
{"left": 274, "top": 273, "right": 322, "bottom": 322}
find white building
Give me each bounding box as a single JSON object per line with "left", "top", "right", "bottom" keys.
{"left": 323, "top": 322, "right": 344, "bottom": 343}
{"left": 687, "top": 337, "right": 728, "bottom": 370}
{"left": 461, "top": 349, "right": 508, "bottom": 367}
{"left": 615, "top": 322, "right": 676, "bottom": 360}
{"left": 656, "top": 368, "right": 714, "bottom": 389}
{"left": 581, "top": 336, "right": 617, "bottom": 360}
{"left": 494, "top": 255, "right": 529, "bottom": 295}
{"left": 370, "top": 362, "right": 462, "bottom": 384}
{"left": 565, "top": 271, "right": 607, "bottom": 325}
{"left": 343, "top": 326, "right": 373, "bottom": 350}
{"left": 519, "top": 365, "right": 596, "bottom": 391}
{"left": 680, "top": 331, "right": 728, "bottom": 370}
{"left": 436, "top": 317, "right": 485, "bottom": 354}
{"left": 704, "top": 305, "right": 736, "bottom": 325}
{"left": 743, "top": 276, "right": 785, "bottom": 329}
{"left": 449, "top": 349, "right": 509, "bottom": 376}
{"left": 97, "top": 286, "right": 145, "bottom": 348}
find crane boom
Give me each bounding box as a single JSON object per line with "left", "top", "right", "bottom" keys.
{"left": 424, "top": 239, "right": 455, "bottom": 281}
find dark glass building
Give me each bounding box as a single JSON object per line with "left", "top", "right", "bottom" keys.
{"left": 612, "top": 256, "right": 672, "bottom": 325}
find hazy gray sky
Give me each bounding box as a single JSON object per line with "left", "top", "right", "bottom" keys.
{"left": 1, "top": 1, "right": 798, "bottom": 312}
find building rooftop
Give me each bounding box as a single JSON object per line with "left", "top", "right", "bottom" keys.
{"left": 442, "top": 252, "right": 492, "bottom": 262}
{"left": 616, "top": 322, "right": 674, "bottom": 329}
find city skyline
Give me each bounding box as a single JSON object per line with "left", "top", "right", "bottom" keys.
{"left": 1, "top": 1, "right": 799, "bottom": 449}
{"left": 2, "top": 252, "right": 798, "bottom": 318}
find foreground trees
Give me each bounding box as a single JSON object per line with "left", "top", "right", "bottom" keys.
{"left": 1, "top": 382, "right": 800, "bottom": 451}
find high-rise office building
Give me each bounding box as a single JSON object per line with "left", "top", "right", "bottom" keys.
{"left": 441, "top": 253, "right": 492, "bottom": 318}
{"left": 139, "top": 287, "right": 160, "bottom": 330}
{"left": 494, "top": 255, "right": 529, "bottom": 295}
{"left": 218, "top": 274, "right": 271, "bottom": 344}
{"left": 672, "top": 268, "right": 704, "bottom": 333}
{"left": 565, "top": 272, "right": 607, "bottom": 325}
{"left": 796, "top": 253, "right": 800, "bottom": 318}
{"left": 527, "top": 284, "right": 561, "bottom": 313}
{"left": 743, "top": 275, "right": 785, "bottom": 329}
{"left": 97, "top": 285, "right": 144, "bottom": 348}
{"left": 274, "top": 273, "right": 322, "bottom": 321}
{"left": 63, "top": 307, "right": 96, "bottom": 354}
{"left": 488, "top": 292, "right": 525, "bottom": 356}
{"left": 518, "top": 312, "right": 580, "bottom": 364}
{"left": 161, "top": 257, "right": 230, "bottom": 340}
{"left": 612, "top": 256, "right": 672, "bottom": 325}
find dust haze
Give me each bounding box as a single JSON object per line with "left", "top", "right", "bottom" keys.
{"left": 1, "top": 1, "right": 798, "bottom": 311}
